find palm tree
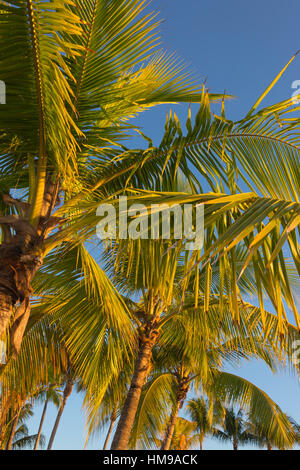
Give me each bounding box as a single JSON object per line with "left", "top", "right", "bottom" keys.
{"left": 0, "top": 0, "right": 219, "bottom": 363}
{"left": 109, "top": 235, "right": 196, "bottom": 449}
{"left": 187, "top": 398, "right": 221, "bottom": 450}
{"left": 0, "top": 5, "right": 236, "bottom": 446}
{"left": 47, "top": 372, "right": 74, "bottom": 450}
{"left": 246, "top": 413, "right": 300, "bottom": 450}
{"left": 12, "top": 404, "right": 46, "bottom": 450}
{"left": 0, "top": 391, "right": 27, "bottom": 450}
{"left": 108, "top": 233, "right": 265, "bottom": 449}
{"left": 213, "top": 407, "right": 257, "bottom": 450}
{"left": 160, "top": 369, "right": 190, "bottom": 451}
{"left": 169, "top": 418, "right": 199, "bottom": 450}
{"left": 33, "top": 383, "right": 62, "bottom": 450}
{"left": 108, "top": 167, "right": 296, "bottom": 449}
{"left": 5, "top": 407, "right": 22, "bottom": 450}
{"left": 151, "top": 55, "right": 300, "bottom": 335}
{"left": 13, "top": 426, "right": 45, "bottom": 450}
{"left": 106, "top": 64, "right": 300, "bottom": 448}
{"left": 2, "top": 401, "right": 45, "bottom": 450}
{"left": 155, "top": 418, "right": 198, "bottom": 450}
{"left": 103, "top": 407, "right": 118, "bottom": 451}
{"left": 127, "top": 298, "right": 297, "bottom": 450}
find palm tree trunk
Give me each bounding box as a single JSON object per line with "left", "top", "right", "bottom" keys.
{"left": 0, "top": 263, "right": 40, "bottom": 356}
{"left": 0, "top": 288, "right": 14, "bottom": 340}
{"left": 110, "top": 329, "right": 158, "bottom": 450}
{"left": 47, "top": 380, "right": 73, "bottom": 450}
{"left": 34, "top": 399, "right": 48, "bottom": 450}
{"left": 233, "top": 438, "right": 238, "bottom": 450}
{"left": 103, "top": 408, "right": 117, "bottom": 450}
{"left": 160, "top": 400, "right": 181, "bottom": 450}
{"left": 5, "top": 408, "right": 21, "bottom": 450}
{"left": 0, "top": 181, "right": 58, "bottom": 350}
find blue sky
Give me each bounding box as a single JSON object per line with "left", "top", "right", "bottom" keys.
{"left": 27, "top": 0, "right": 300, "bottom": 450}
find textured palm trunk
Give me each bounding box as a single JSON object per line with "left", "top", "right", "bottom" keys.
{"left": 5, "top": 408, "right": 21, "bottom": 450}
{"left": 103, "top": 408, "right": 117, "bottom": 450}
{"left": 34, "top": 399, "right": 48, "bottom": 450}
{"left": 0, "top": 260, "right": 40, "bottom": 358}
{"left": 47, "top": 380, "right": 73, "bottom": 450}
{"left": 267, "top": 440, "right": 272, "bottom": 450}
{"left": 0, "top": 289, "right": 14, "bottom": 341}
{"left": 161, "top": 375, "right": 189, "bottom": 451}
{"left": 110, "top": 329, "right": 158, "bottom": 450}
{"left": 160, "top": 400, "right": 181, "bottom": 450}
{"left": 233, "top": 438, "right": 238, "bottom": 450}
{"left": 0, "top": 182, "right": 59, "bottom": 356}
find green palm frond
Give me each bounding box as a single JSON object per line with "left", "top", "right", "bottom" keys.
{"left": 0, "top": 0, "right": 83, "bottom": 185}
{"left": 12, "top": 432, "right": 45, "bottom": 449}
{"left": 211, "top": 372, "right": 295, "bottom": 449}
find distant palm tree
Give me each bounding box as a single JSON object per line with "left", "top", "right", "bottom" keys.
{"left": 5, "top": 402, "right": 45, "bottom": 450}
{"left": 103, "top": 407, "right": 118, "bottom": 451}
{"left": 13, "top": 424, "right": 45, "bottom": 450}
{"left": 246, "top": 413, "right": 299, "bottom": 450}
{"left": 213, "top": 407, "right": 256, "bottom": 450}
{"left": 187, "top": 398, "right": 221, "bottom": 450}
{"left": 47, "top": 371, "right": 75, "bottom": 450}
{"left": 34, "top": 384, "right": 62, "bottom": 450}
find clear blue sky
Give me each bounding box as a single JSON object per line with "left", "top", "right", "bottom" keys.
{"left": 27, "top": 0, "right": 300, "bottom": 450}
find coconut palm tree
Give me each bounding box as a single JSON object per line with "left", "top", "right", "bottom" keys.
{"left": 147, "top": 56, "right": 300, "bottom": 336}
{"left": 47, "top": 370, "right": 75, "bottom": 450}
{"left": 1, "top": 229, "right": 298, "bottom": 450}
{"left": 155, "top": 418, "right": 199, "bottom": 451}
{"left": 213, "top": 407, "right": 256, "bottom": 450}
{"left": 159, "top": 367, "right": 190, "bottom": 451}
{"left": 246, "top": 413, "right": 300, "bottom": 450}
{"left": 12, "top": 403, "right": 46, "bottom": 450}
{"left": 106, "top": 166, "right": 293, "bottom": 449}
{"left": 169, "top": 418, "right": 199, "bottom": 450}
{"left": 5, "top": 406, "right": 22, "bottom": 450}
{"left": 0, "top": 0, "right": 224, "bottom": 364}
{"left": 187, "top": 398, "right": 221, "bottom": 450}
{"left": 13, "top": 427, "right": 45, "bottom": 450}
{"left": 102, "top": 407, "right": 118, "bottom": 451}
{"left": 2, "top": 401, "right": 44, "bottom": 450}
{"left": 107, "top": 238, "right": 258, "bottom": 449}
{"left": 33, "top": 383, "right": 62, "bottom": 450}
{"left": 127, "top": 296, "right": 297, "bottom": 450}
{"left": 1, "top": 1, "right": 299, "bottom": 453}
